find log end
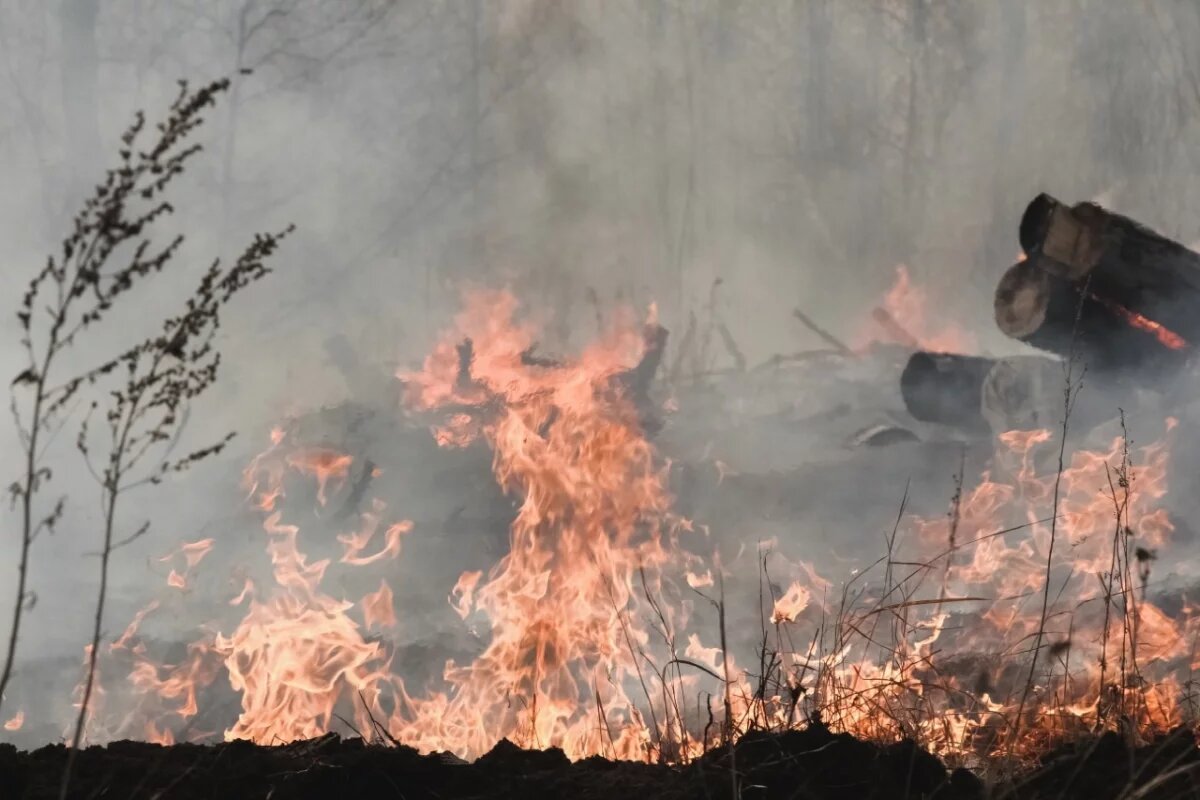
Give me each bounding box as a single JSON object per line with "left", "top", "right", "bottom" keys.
{"left": 900, "top": 351, "right": 991, "bottom": 429}
{"left": 980, "top": 356, "right": 1062, "bottom": 434}
{"left": 1019, "top": 193, "right": 1059, "bottom": 256}
{"left": 994, "top": 261, "right": 1050, "bottom": 340}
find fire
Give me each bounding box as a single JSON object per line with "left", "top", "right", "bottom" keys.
{"left": 160, "top": 538, "right": 215, "bottom": 591}
{"left": 360, "top": 581, "right": 397, "bottom": 631}
{"left": 287, "top": 449, "right": 353, "bottom": 506}
{"left": 845, "top": 416, "right": 1189, "bottom": 757}
{"left": 54, "top": 287, "right": 1197, "bottom": 769}
{"left": 1092, "top": 295, "right": 1188, "bottom": 351}
{"left": 69, "top": 288, "right": 695, "bottom": 759}
{"left": 771, "top": 582, "right": 811, "bottom": 624}
{"left": 393, "top": 288, "right": 689, "bottom": 759}
{"left": 4, "top": 711, "right": 23, "bottom": 731}
{"left": 206, "top": 456, "right": 408, "bottom": 744}
{"left": 856, "top": 265, "right": 977, "bottom": 353}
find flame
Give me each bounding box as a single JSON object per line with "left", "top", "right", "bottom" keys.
{"left": 361, "top": 580, "right": 397, "bottom": 631}
{"left": 212, "top": 502, "right": 392, "bottom": 743}
{"left": 1091, "top": 295, "right": 1188, "bottom": 351}
{"left": 856, "top": 265, "right": 977, "bottom": 352}
{"left": 229, "top": 578, "right": 255, "bottom": 606}
{"left": 449, "top": 570, "right": 483, "bottom": 620}
{"left": 4, "top": 711, "right": 23, "bottom": 731}
{"left": 392, "top": 289, "right": 688, "bottom": 760}
{"left": 111, "top": 600, "right": 160, "bottom": 653}
{"left": 69, "top": 288, "right": 1195, "bottom": 769}
{"left": 160, "top": 538, "right": 215, "bottom": 591}
{"left": 771, "top": 582, "right": 811, "bottom": 624}
{"left": 286, "top": 449, "right": 353, "bottom": 506}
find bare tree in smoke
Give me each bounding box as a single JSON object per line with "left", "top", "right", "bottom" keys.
{"left": 1, "top": 79, "right": 290, "bottom": 768}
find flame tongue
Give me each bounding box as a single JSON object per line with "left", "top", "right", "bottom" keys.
{"left": 394, "top": 289, "right": 684, "bottom": 758}
{"left": 70, "top": 286, "right": 1193, "bottom": 766}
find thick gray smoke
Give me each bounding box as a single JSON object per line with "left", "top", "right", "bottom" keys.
{"left": 2, "top": 1, "right": 1200, "bottom": 745}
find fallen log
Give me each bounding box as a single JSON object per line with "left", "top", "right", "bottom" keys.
{"left": 904, "top": 349, "right": 1130, "bottom": 436}
{"left": 900, "top": 352, "right": 994, "bottom": 431}
{"left": 993, "top": 259, "right": 1190, "bottom": 377}
{"left": 978, "top": 355, "right": 1127, "bottom": 435}
{"left": 1008, "top": 194, "right": 1197, "bottom": 374}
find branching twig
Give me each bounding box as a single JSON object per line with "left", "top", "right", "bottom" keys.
{"left": 3, "top": 78, "right": 235, "bottom": 717}
{"left": 47, "top": 81, "right": 291, "bottom": 800}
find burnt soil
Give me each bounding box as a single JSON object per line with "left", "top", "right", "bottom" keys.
{"left": 4, "top": 722, "right": 1198, "bottom": 800}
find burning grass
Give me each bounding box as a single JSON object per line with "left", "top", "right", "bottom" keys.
{"left": 6, "top": 287, "right": 1200, "bottom": 797}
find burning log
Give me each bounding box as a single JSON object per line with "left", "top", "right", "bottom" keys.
{"left": 999, "top": 194, "right": 1197, "bottom": 376}
{"left": 900, "top": 351, "right": 994, "bottom": 431}
{"left": 993, "top": 259, "right": 1190, "bottom": 377}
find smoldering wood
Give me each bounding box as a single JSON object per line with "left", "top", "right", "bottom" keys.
{"left": 1018, "top": 193, "right": 1200, "bottom": 354}
{"left": 993, "top": 259, "right": 1191, "bottom": 378}
{"left": 900, "top": 351, "right": 994, "bottom": 431}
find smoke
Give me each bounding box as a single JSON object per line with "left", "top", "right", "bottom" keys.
{"left": 2, "top": 0, "right": 1200, "bottom": 745}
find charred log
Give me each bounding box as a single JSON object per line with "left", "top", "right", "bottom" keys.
{"left": 618, "top": 323, "right": 669, "bottom": 400}
{"left": 1012, "top": 194, "right": 1198, "bottom": 371}
{"left": 993, "top": 259, "right": 1190, "bottom": 378}
{"left": 979, "top": 355, "right": 1126, "bottom": 435}
{"left": 900, "top": 351, "right": 994, "bottom": 431}
{"left": 616, "top": 323, "right": 669, "bottom": 435}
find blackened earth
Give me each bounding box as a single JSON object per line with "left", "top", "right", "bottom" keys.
{"left": 3, "top": 722, "right": 1198, "bottom": 799}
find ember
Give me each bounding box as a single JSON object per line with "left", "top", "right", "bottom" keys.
{"left": 1094, "top": 295, "right": 1188, "bottom": 351}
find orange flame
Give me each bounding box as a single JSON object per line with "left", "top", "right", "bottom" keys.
{"left": 1094, "top": 295, "right": 1188, "bottom": 351}
{"left": 74, "top": 288, "right": 1193, "bottom": 768}
{"left": 4, "top": 711, "right": 23, "bottom": 731}
{"left": 361, "top": 580, "right": 397, "bottom": 631}
{"left": 771, "top": 582, "right": 811, "bottom": 624}
{"left": 392, "top": 289, "right": 688, "bottom": 759}
{"left": 856, "top": 265, "right": 977, "bottom": 352}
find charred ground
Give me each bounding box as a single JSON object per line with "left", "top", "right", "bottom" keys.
{"left": 8, "top": 723, "right": 1200, "bottom": 800}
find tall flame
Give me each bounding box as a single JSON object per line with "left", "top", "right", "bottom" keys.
{"left": 393, "top": 289, "right": 689, "bottom": 759}
{"left": 855, "top": 265, "right": 977, "bottom": 352}
{"left": 53, "top": 288, "right": 1197, "bottom": 768}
